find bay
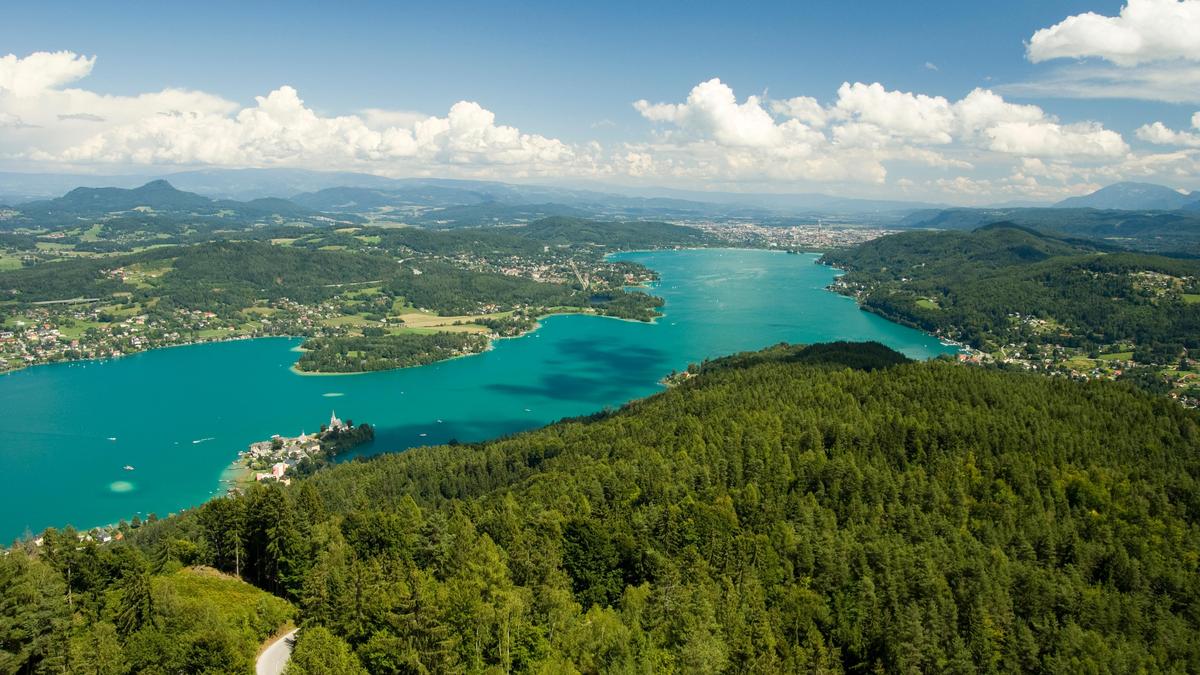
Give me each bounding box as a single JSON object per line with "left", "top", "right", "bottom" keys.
{"left": 0, "top": 249, "right": 955, "bottom": 540}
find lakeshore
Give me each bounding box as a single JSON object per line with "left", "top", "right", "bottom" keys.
{"left": 0, "top": 249, "right": 955, "bottom": 540}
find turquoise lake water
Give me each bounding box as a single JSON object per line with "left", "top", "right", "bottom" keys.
{"left": 0, "top": 249, "right": 954, "bottom": 541}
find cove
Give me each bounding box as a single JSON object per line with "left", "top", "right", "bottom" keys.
{"left": 0, "top": 249, "right": 955, "bottom": 541}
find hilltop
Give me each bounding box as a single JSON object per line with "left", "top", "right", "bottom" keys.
{"left": 1054, "top": 181, "right": 1198, "bottom": 211}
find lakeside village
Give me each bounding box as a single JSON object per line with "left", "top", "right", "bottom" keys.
{"left": 830, "top": 273, "right": 1200, "bottom": 408}
{"left": 0, "top": 297, "right": 348, "bottom": 373}
{"left": 233, "top": 411, "right": 375, "bottom": 490}
{"left": 0, "top": 252, "right": 657, "bottom": 373}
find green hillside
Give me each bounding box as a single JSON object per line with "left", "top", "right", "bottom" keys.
{"left": 70, "top": 341, "right": 1198, "bottom": 673}
{"left": 822, "top": 225, "right": 1200, "bottom": 361}
{"left": 897, "top": 208, "right": 1200, "bottom": 255}
{"left": 0, "top": 551, "right": 293, "bottom": 674}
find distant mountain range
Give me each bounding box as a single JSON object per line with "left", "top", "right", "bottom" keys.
{"left": 2, "top": 170, "right": 1200, "bottom": 238}
{"left": 0, "top": 179, "right": 358, "bottom": 232}
{"left": 0, "top": 168, "right": 950, "bottom": 222}
{"left": 1054, "top": 182, "right": 1200, "bottom": 210}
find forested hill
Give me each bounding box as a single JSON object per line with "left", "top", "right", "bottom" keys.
{"left": 897, "top": 207, "right": 1200, "bottom": 255}
{"left": 517, "top": 216, "right": 710, "bottom": 248}
{"left": 821, "top": 225, "right": 1200, "bottom": 362}
{"left": 1, "top": 180, "right": 357, "bottom": 234}
{"left": 22, "top": 341, "right": 1187, "bottom": 672}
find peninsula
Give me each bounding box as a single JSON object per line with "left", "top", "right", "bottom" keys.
{"left": 233, "top": 412, "right": 374, "bottom": 490}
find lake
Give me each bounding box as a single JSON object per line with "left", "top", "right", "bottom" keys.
{"left": 0, "top": 249, "right": 955, "bottom": 540}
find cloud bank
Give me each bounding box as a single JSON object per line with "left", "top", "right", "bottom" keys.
{"left": 0, "top": 51, "right": 579, "bottom": 177}
{"left": 1, "top": 44, "right": 1198, "bottom": 203}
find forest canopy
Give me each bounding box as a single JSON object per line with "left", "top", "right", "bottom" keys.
{"left": 8, "top": 341, "right": 1195, "bottom": 673}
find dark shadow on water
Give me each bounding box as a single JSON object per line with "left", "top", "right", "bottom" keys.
{"left": 486, "top": 371, "right": 646, "bottom": 403}
{"left": 353, "top": 340, "right": 683, "bottom": 459}
{"left": 485, "top": 338, "right": 671, "bottom": 402}
{"left": 550, "top": 337, "right": 669, "bottom": 372}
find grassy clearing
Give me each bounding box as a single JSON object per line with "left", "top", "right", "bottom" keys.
{"left": 1064, "top": 357, "right": 1094, "bottom": 372}
{"left": 0, "top": 253, "right": 24, "bottom": 271}
{"left": 344, "top": 286, "right": 383, "bottom": 299}
{"left": 1097, "top": 351, "right": 1134, "bottom": 361}
{"left": 57, "top": 320, "right": 106, "bottom": 339}
{"left": 79, "top": 224, "right": 104, "bottom": 242}
{"left": 916, "top": 298, "right": 940, "bottom": 310}
{"left": 94, "top": 303, "right": 142, "bottom": 318}
{"left": 394, "top": 310, "right": 512, "bottom": 328}
{"left": 154, "top": 567, "right": 294, "bottom": 670}
{"left": 1183, "top": 294, "right": 1200, "bottom": 304}
{"left": 321, "top": 314, "right": 379, "bottom": 328}
{"left": 35, "top": 241, "right": 74, "bottom": 251}
{"left": 390, "top": 324, "right": 489, "bottom": 335}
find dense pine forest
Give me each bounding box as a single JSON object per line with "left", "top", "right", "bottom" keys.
{"left": 5, "top": 342, "right": 1199, "bottom": 673}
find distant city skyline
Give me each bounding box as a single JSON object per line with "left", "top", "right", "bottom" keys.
{"left": 2, "top": 0, "right": 1199, "bottom": 204}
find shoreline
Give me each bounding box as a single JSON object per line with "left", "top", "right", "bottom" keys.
{"left": 2, "top": 245, "right": 686, "bottom": 377}
{"left": 1, "top": 247, "right": 956, "bottom": 543}
{"left": 0, "top": 333, "right": 299, "bottom": 378}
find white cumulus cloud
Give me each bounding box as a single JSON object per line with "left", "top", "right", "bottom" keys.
{"left": 0, "top": 51, "right": 584, "bottom": 177}
{"left": 1135, "top": 113, "right": 1200, "bottom": 147}
{"left": 1, "top": 50, "right": 1196, "bottom": 202}
{"left": 635, "top": 78, "right": 1128, "bottom": 176}
{"left": 1028, "top": 0, "right": 1200, "bottom": 66}
{"left": 1012, "top": 1, "right": 1200, "bottom": 105}
{"left": 0, "top": 51, "right": 95, "bottom": 97}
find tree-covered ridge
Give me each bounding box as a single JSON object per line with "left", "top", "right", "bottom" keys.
{"left": 80, "top": 342, "right": 1199, "bottom": 673}
{"left": 0, "top": 241, "right": 396, "bottom": 306}
{"left": 690, "top": 340, "right": 914, "bottom": 374}
{"left": 516, "top": 216, "right": 710, "bottom": 249}
{"left": 0, "top": 180, "right": 361, "bottom": 252}
{"left": 897, "top": 207, "right": 1200, "bottom": 255}
{"left": 821, "top": 225, "right": 1200, "bottom": 361}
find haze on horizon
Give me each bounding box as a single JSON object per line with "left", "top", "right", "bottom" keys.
{"left": 2, "top": 0, "right": 1200, "bottom": 205}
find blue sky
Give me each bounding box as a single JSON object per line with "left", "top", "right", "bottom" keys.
{"left": 1, "top": 0, "right": 1199, "bottom": 203}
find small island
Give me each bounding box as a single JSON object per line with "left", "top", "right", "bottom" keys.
{"left": 231, "top": 411, "right": 373, "bottom": 489}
